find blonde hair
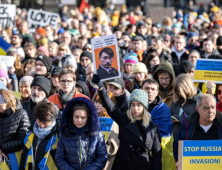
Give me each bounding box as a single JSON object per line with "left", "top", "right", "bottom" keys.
{"left": 127, "top": 108, "right": 151, "bottom": 127}
{"left": 129, "top": 73, "right": 149, "bottom": 91}
{"left": 173, "top": 74, "right": 197, "bottom": 106}
{"left": 0, "top": 89, "right": 17, "bottom": 112}
{"left": 58, "top": 43, "right": 71, "bottom": 53}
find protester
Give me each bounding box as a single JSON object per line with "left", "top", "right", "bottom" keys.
{"left": 171, "top": 74, "right": 202, "bottom": 137}
{"left": 153, "top": 61, "right": 175, "bottom": 107}
{"left": 23, "top": 76, "right": 51, "bottom": 124}
{"left": 35, "top": 55, "right": 52, "bottom": 78}
{"left": 49, "top": 67, "right": 63, "bottom": 96}
{"left": 20, "top": 101, "right": 59, "bottom": 170}
{"left": 77, "top": 51, "right": 92, "bottom": 80}
{"left": 19, "top": 76, "right": 34, "bottom": 104}
{"left": 92, "top": 74, "right": 162, "bottom": 170}
{"left": 55, "top": 97, "right": 108, "bottom": 169}
{"left": 0, "top": 89, "right": 30, "bottom": 167}
{"left": 144, "top": 49, "right": 160, "bottom": 75}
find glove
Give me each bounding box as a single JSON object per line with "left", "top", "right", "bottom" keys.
{"left": 91, "top": 74, "right": 104, "bottom": 89}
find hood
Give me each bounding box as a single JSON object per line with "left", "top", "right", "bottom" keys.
{"left": 153, "top": 61, "right": 175, "bottom": 96}
{"left": 61, "top": 97, "right": 100, "bottom": 136}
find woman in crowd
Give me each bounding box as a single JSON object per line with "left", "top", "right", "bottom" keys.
{"left": 49, "top": 67, "right": 63, "bottom": 96}
{"left": 144, "top": 50, "right": 160, "bottom": 75}
{"left": 22, "top": 59, "right": 35, "bottom": 76}
{"left": 24, "top": 42, "right": 37, "bottom": 61}
{"left": 55, "top": 97, "right": 107, "bottom": 169}
{"left": 188, "top": 49, "right": 201, "bottom": 66}
{"left": 91, "top": 74, "right": 162, "bottom": 170}
{"left": 93, "top": 92, "right": 119, "bottom": 170}
{"left": 19, "top": 76, "right": 33, "bottom": 104}
{"left": 0, "top": 89, "right": 30, "bottom": 167}
{"left": 20, "top": 101, "right": 59, "bottom": 170}
{"left": 129, "top": 62, "right": 150, "bottom": 92}
{"left": 171, "top": 74, "right": 202, "bottom": 138}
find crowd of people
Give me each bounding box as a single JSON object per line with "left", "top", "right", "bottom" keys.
{"left": 0, "top": 1, "right": 222, "bottom": 170}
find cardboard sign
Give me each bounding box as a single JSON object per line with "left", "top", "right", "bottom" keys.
{"left": 193, "top": 59, "right": 222, "bottom": 83}
{"left": 0, "top": 55, "right": 16, "bottom": 68}
{"left": 99, "top": 117, "right": 114, "bottom": 141}
{"left": 0, "top": 4, "right": 16, "bottom": 28}
{"left": 27, "top": 9, "right": 59, "bottom": 32}
{"left": 179, "top": 140, "right": 222, "bottom": 170}
{"left": 91, "top": 34, "right": 121, "bottom": 81}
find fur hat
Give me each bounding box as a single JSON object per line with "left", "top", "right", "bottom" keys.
{"left": 133, "top": 62, "right": 148, "bottom": 74}
{"left": 129, "top": 89, "right": 148, "bottom": 110}
{"left": 36, "top": 55, "right": 52, "bottom": 72}
{"left": 62, "top": 54, "right": 77, "bottom": 69}
{"left": 31, "top": 76, "right": 50, "bottom": 97}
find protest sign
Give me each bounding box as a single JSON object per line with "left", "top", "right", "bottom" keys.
{"left": 91, "top": 34, "right": 121, "bottom": 81}
{"left": 0, "top": 55, "right": 16, "bottom": 68}
{"left": 0, "top": 4, "right": 16, "bottom": 28}
{"left": 27, "top": 9, "right": 59, "bottom": 32}
{"left": 99, "top": 117, "right": 114, "bottom": 141}
{"left": 178, "top": 140, "right": 222, "bottom": 170}
{"left": 193, "top": 59, "right": 222, "bottom": 84}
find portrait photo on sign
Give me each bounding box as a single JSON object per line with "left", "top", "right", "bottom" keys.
{"left": 93, "top": 45, "right": 120, "bottom": 81}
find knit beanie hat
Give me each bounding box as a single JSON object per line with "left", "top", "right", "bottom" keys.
{"left": 36, "top": 27, "right": 46, "bottom": 36}
{"left": 129, "top": 89, "right": 148, "bottom": 110}
{"left": 62, "top": 54, "right": 77, "bottom": 69}
{"left": 179, "top": 60, "right": 194, "bottom": 74}
{"left": 133, "top": 62, "right": 148, "bottom": 74}
{"left": 124, "top": 53, "right": 139, "bottom": 64}
{"left": 80, "top": 51, "right": 92, "bottom": 61}
{"left": 38, "top": 46, "right": 49, "bottom": 57}
{"left": 36, "top": 55, "right": 52, "bottom": 72}
{"left": 31, "top": 76, "right": 50, "bottom": 97}
{"left": 19, "top": 76, "right": 34, "bottom": 85}
{"left": 0, "top": 68, "right": 8, "bottom": 80}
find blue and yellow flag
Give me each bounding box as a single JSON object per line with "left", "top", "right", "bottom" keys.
{"left": 8, "top": 151, "right": 22, "bottom": 170}
{"left": 0, "top": 159, "right": 10, "bottom": 170}
{"left": 0, "top": 37, "right": 11, "bottom": 55}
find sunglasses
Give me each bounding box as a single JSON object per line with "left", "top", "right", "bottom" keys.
{"left": 217, "top": 90, "right": 222, "bottom": 95}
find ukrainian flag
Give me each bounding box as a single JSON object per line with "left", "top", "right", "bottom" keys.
{"left": 24, "top": 132, "right": 34, "bottom": 149}
{"left": 0, "top": 159, "right": 10, "bottom": 170}
{"left": 0, "top": 37, "right": 11, "bottom": 55}
{"left": 38, "top": 134, "right": 58, "bottom": 170}
{"left": 8, "top": 151, "right": 22, "bottom": 170}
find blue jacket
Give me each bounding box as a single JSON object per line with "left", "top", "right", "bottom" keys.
{"left": 55, "top": 97, "right": 108, "bottom": 170}
{"left": 173, "top": 111, "right": 222, "bottom": 161}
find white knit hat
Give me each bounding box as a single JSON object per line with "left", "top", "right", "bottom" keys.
{"left": 133, "top": 62, "right": 148, "bottom": 74}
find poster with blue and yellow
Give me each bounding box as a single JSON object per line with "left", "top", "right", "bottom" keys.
{"left": 179, "top": 140, "right": 222, "bottom": 170}
{"left": 193, "top": 59, "right": 222, "bottom": 83}
{"left": 99, "top": 117, "right": 113, "bottom": 141}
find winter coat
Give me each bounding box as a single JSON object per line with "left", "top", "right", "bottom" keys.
{"left": 170, "top": 89, "right": 202, "bottom": 138}
{"left": 153, "top": 61, "right": 175, "bottom": 107}
{"left": 173, "top": 111, "right": 222, "bottom": 161}
{"left": 171, "top": 50, "right": 189, "bottom": 76}
{"left": 115, "top": 93, "right": 128, "bottom": 113}
{"left": 19, "top": 120, "right": 60, "bottom": 170}
{"left": 0, "top": 101, "right": 30, "bottom": 154}
{"left": 55, "top": 97, "right": 108, "bottom": 170}
{"left": 98, "top": 88, "right": 162, "bottom": 170}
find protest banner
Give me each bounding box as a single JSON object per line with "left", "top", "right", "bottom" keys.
{"left": 193, "top": 59, "right": 222, "bottom": 84}
{"left": 91, "top": 34, "right": 121, "bottom": 81}
{"left": 27, "top": 9, "right": 59, "bottom": 32}
{"left": 0, "top": 55, "right": 16, "bottom": 68}
{"left": 178, "top": 140, "right": 222, "bottom": 170}
{"left": 0, "top": 4, "right": 16, "bottom": 28}
{"left": 99, "top": 117, "right": 114, "bottom": 141}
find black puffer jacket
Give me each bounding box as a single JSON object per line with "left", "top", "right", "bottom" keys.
{"left": 0, "top": 101, "right": 30, "bottom": 154}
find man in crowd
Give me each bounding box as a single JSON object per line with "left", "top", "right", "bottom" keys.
{"left": 86, "top": 63, "right": 96, "bottom": 99}
{"left": 153, "top": 61, "right": 175, "bottom": 107}
{"left": 171, "top": 35, "right": 189, "bottom": 76}
{"left": 97, "top": 47, "right": 118, "bottom": 79}
{"left": 173, "top": 94, "right": 222, "bottom": 165}
{"left": 11, "top": 33, "right": 25, "bottom": 60}
{"left": 132, "top": 35, "right": 146, "bottom": 62}
{"left": 35, "top": 55, "right": 52, "bottom": 78}
{"left": 202, "top": 38, "right": 220, "bottom": 58}
{"left": 23, "top": 76, "right": 51, "bottom": 124}
{"left": 216, "top": 35, "right": 222, "bottom": 56}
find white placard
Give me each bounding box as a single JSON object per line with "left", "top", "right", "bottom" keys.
{"left": 91, "top": 34, "right": 121, "bottom": 81}
{"left": 0, "top": 4, "right": 16, "bottom": 27}
{"left": 0, "top": 55, "right": 16, "bottom": 68}
{"left": 62, "top": 0, "right": 77, "bottom": 5}
{"left": 27, "top": 9, "right": 59, "bottom": 32}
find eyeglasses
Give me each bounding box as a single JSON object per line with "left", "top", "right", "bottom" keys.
{"left": 217, "top": 90, "right": 222, "bottom": 95}
{"left": 60, "top": 80, "right": 73, "bottom": 84}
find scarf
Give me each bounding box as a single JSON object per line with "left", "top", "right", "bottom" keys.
{"left": 33, "top": 119, "right": 56, "bottom": 141}
{"left": 59, "top": 86, "right": 75, "bottom": 104}
{"left": 134, "top": 50, "right": 144, "bottom": 62}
